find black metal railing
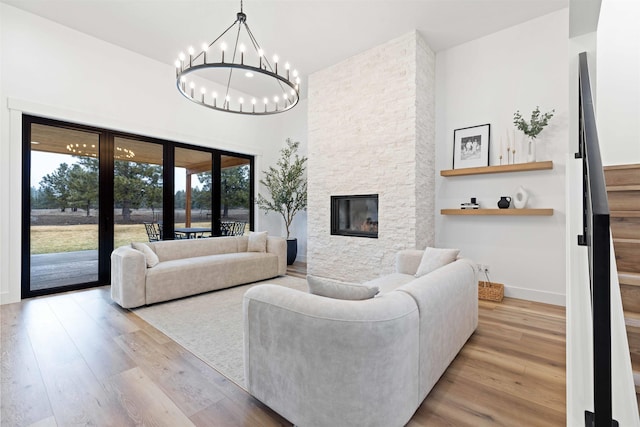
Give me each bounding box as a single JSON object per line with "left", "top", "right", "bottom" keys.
{"left": 576, "top": 51, "right": 618, "bottom": 427}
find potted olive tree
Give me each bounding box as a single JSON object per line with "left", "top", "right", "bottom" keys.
{"left": 256, "top": 138, "right": 307, "bottom": 264}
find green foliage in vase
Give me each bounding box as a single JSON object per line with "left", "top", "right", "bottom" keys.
{"left": 256, "top": 139, "right": 307, "bottom": 239}
{"left": 513, "top": 106, "right": 555, "bottom": 139}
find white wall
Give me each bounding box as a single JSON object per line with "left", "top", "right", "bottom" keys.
{"left": 435, "top": 9, "right": 570, "bottom": 305}
{"left": 0, "top": 4, "right": 305, "bottom": 304}
{"left": 260, "top": 98, "right": 309, "bottom": 261}
{"left": 596, "top": 0, "right": 640, "bottom": 165}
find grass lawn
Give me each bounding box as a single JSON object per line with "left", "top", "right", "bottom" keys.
{"left": 30, "top": 222, "right": 211, "bottom": 254}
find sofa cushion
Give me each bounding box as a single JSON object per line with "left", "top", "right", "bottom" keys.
{"left": 365, "top": 273, "right": 416, "bottom": 294}
{"left": 307, "top": 275, "right": 379, "bottom": 300}
{"left": 149, "top": 236, "right": 239, "bottom": 262}
{"left": 415, "top": 247, "right": 460, "bottom": 277}
{"left": 145, "top": 252, "right": 279, "bottom": 305}
{"left": 248, "top": 231, "right": 268, "bottom": 252}
{"left": 131, "top": 242, "right": 159, "bottom": 268}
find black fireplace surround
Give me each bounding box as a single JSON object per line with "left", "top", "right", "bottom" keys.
{"left": 331, "top": 194, "right": 378, "bottom": 238}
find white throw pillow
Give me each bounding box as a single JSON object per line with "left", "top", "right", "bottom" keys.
{"left": 415, "top": 247, "right": 460, "bottom": 277}
{"left": 307, "top": 275, "right": 379, "bottom": 300}
{"left": 131, "top": 242, "right": 160, "bottom": 268}
{"left": 247, "top": 231, "right": 268, "bottom": 252}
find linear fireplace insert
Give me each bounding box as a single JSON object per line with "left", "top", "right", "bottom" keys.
{"left": 331, "top": 194, "right": 378, "bottom": 238}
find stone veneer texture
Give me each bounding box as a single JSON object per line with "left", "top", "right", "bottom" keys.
{"left": 307, "top": 31, "right": 435, "bottom": 282}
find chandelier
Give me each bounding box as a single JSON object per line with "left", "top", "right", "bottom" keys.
{"left": 174, "top": 1, "right": 300, "bottom": 116}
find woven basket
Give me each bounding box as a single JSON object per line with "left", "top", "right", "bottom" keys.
{"left": 478, "top": 281, "right": 504, "bottom": 302}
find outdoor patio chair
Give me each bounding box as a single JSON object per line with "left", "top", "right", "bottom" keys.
{"left": 230, "top": 221, "right": 246, "bottom": 236}
{"left": 144, "top": 222, "right": 162, "bottom": 242}
{"left": 219, "top": 221, "right": 246, "bottom": 236}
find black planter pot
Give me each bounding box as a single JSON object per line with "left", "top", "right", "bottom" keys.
{"left": 286, "top": 238, "right": 297, "bottom": 265}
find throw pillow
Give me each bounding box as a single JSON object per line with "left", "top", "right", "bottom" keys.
{"left": 415, "top": 247, "right": 460, "bottom": 277}
{"left": 307, "top": 275, "right": 379, "bottom": 300}
{"left": 247, "top": 231, "right": 268, "bottom": 252}
{"left": 131, "top": 242, "right": 160, "bottom": 268}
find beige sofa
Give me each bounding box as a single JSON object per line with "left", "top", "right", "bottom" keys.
{"left": 243, "top": 249, "right": 477, "bottom": 427}
{"left": 111, "top": 235, "right": 286, "bottom": 308}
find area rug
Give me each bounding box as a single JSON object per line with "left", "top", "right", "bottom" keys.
{"left": 132, "top": 275, "right": 307, "bottom": 389}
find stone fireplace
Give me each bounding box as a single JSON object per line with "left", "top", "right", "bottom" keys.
{"left": 307, "top": 31, "right": 435, "bottom": 282}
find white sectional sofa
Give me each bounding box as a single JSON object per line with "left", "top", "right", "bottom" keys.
{"left": 243, "top": 249, "right": 477, "bottom": 427}
{"left": 111, "top": 235, "right": 286, "bottom": 308}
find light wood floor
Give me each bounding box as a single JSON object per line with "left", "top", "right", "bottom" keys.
{"left": 1, "top": 263, "right": 565, "bottom": 426}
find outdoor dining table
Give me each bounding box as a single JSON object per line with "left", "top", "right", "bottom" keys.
{"left": 174, "top": 227, "right": 211, "bottom": 239}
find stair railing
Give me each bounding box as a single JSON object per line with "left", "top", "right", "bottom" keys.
{"left": 575, "top": 51, "right": 618, "bottom": 427}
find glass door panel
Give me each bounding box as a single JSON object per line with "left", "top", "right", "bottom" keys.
{"left": 174, "top": 147, "right": 212, "bottom": 239}
{"left": 29, "top": 123, "right": 100, "bottom": 291}
{"left": 220, "top": 155, "right": 251, "bottom": 236}
{"left": 113, "top": 136, "right": 163, "bottom": 246}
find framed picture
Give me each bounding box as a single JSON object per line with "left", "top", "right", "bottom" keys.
{"left": 453, "top": 124, "right": 490, "bottom": 169}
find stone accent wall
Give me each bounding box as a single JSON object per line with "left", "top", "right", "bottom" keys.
{"left": 307, "top": 31, "right": 435, "bottom": 282}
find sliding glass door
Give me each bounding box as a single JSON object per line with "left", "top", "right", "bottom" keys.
{"left": 174, "top": 147, "right": 213, "bottom": 238}
{"left": 220, "top": 155, "right": 252, "bottom": 236}
{"left": 22, "top": 116, "right": 254, "bottom": 298}
{"left": 113, "top": 137, "right": 164, "bottom": 247}
{"left": 26, "top": 121, "right": 102, "bottom": 293}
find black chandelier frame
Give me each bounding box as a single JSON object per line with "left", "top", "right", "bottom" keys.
{"left": 175, "top": 2, "right": 300, "bottom": 116}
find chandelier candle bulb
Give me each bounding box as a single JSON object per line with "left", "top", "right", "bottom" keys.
{"left": 240, "top": 44, "right": 245, "bottom": 64}
{"left": 202, "top": 44, "right": 208, "bottom": 63}
{"left": 221, "top": 42, "right": 227, "bottom": 63}
{"left": 188, "top": 46, "right": 194, "bottom": 66}
{"left": 273, "top": 55, "right": 279, "bottom": 74}
{"left": 285, "top": 62, "right": 290, "bottom": 79}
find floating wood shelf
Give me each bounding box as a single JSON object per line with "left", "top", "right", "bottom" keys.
{"left": 441, "top": 208, "right": 554, "bottom": 216}
{"left": 440, "top": 161, "right": 553, "bottom": 177}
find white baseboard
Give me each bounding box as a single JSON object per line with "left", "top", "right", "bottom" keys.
{"left": 504, "top": 285, "right": 566, "bottom": 306}
{"left": 0, "top": 291, "right": 20, "bottom": 305}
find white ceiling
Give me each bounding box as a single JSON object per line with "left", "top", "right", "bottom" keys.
{"left": 2, "top": 0, "right": 569, "bottom": 96}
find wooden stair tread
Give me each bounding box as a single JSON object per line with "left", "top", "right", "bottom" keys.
{"left": 621, "top": 272, "right": 640, "bottom": 287}
{"left": 612, "top": 211, "right": 640, "bottom": 218}
{"left": 614, "top": 238, "right": 640, "bottom": 244}
{"left": 604, "top": 164, "right": 640, "bottom": 171}
{"left": 607, "top": 185, "right": 640, "bottom": 192}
